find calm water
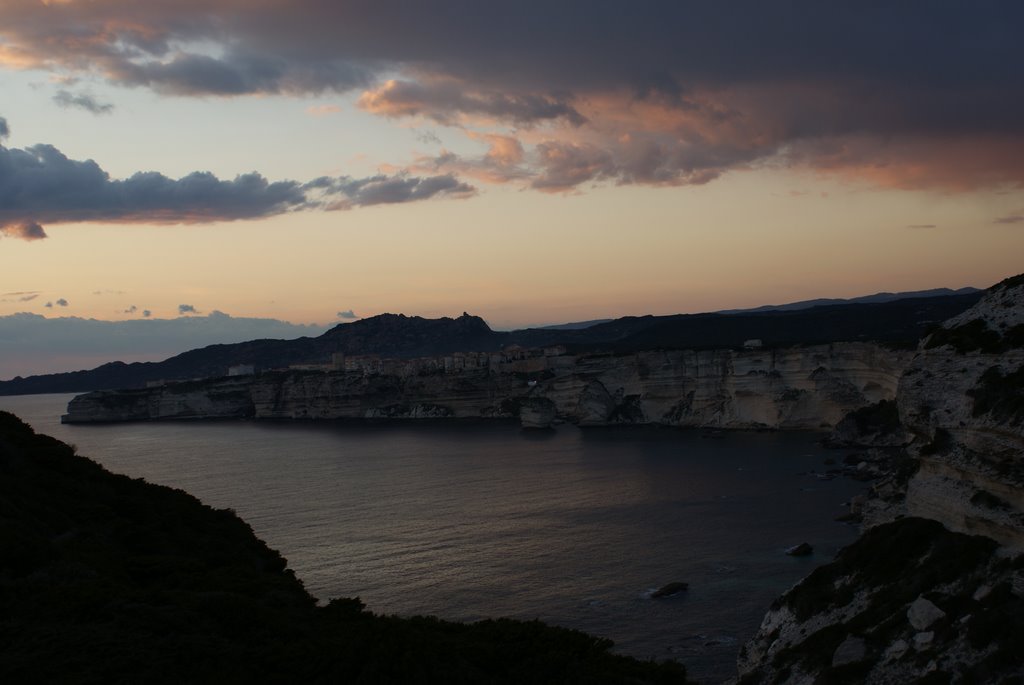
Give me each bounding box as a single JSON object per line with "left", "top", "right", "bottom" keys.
{"left": 1, "top": 394, "right": 864, "bottom": 683}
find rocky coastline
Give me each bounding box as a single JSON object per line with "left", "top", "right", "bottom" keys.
{"left": 63, "top": 342, "right": 909, "bottom": 432}
{"left": 737, "top": 274, "right": 1024, "bottom": 683}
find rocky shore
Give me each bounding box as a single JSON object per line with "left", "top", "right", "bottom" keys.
{"left": 737, "top": 274, "right": 1024, "bottom": 683}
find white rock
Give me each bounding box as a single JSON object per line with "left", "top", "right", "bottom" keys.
{"left": 907, "top": 596, "right": 945, "bottom": 631}
{"left": 883, "top": 639, "right": 909, "bottom": 661}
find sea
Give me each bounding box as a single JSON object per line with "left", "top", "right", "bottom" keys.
{"left": 0, "top": 393, "right": 866, "bottom": 683}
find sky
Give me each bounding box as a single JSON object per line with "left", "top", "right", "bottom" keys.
{"left": 2, "top": 1, "right": 1024, "bottom": 373}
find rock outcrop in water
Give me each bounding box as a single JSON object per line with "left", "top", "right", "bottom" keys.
{"left": 737, "top": 274, "right": 1024, "bottom": 684}
{"left": 63, "top": 342, "right": 910, "bottom": 429}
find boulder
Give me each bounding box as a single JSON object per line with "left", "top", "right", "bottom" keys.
{"left": 907, "top": 596, "right": 945, "bottom": 631}
{"left": 651, "top": 582, "right": 689, "bottom": 598}
{"left": 831, "top": 636, "right": 866, "bottom": 667}
{"left": 785, "top": 542, "right": 813, "bottom": 556}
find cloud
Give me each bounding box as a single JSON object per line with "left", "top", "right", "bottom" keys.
{"left": 44, "top": 301, "right": 52, "bottom": 308}
{"left": 53, "top": 89, "right": 114, "bottom": 114}
{"left": 110, "top": 49, "right": 373, "bottom": 97}
{"left": 124, "top": 305, "right": 138, "bottom": 314}
{"left": 408, "top": 138, "right": 530, "bottom": 186}
{"left": 337, "top": 309, "right": 357, "bottom": 319}
{"left": 0, "top": 117, "right": 8, "bottom": 141}
{"left": 358, "top": 78, "right": 585, "bottom": 127}
{"left": 993, "top": 214, "right": 1024, "bottom": 225}
{"left": 0, "top": 291, "right": 40, "bottom": 303}
{"left": 178, "top": 304, "right": 198, "bottom": 315}
{"left": 142, "top": 309, "right": 151, "bottom": 318}
{"left": 907, "top": 224, "right": 937, "bottom": 229}
{"left": 1, "top": 3, "right": 1022, "bottom": 192}
{"left": 309, "top": 173, "right": 475, "bottom": 209}
{"left": 306, "top": 104, "right": 343, "bottom": 117}
{"left": 0, "top": 133, "right": 475, "bottom": 237}
{"left": 414, "top": 129, "right": 442, "bottom": 146}
{"left": 531, "top": 142, "right": 615, "bottom": 192}
{"left": 0, "top": 221, "right": 47, "bottom": 240}
{"left": 55, "top": 298, "right": 68, "bottom": 307}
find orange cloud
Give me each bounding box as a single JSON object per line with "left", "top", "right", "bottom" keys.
{"left": 784, "top": 135, "right": 1024, "bottom": 192}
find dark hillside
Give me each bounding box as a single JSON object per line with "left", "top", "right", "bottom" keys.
{"left": 610, "top": 293, "right": 984, "bottom": 352}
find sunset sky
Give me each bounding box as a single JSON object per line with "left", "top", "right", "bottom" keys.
{"left": 2, "top": 1, "right": 1023, "bottom": 333}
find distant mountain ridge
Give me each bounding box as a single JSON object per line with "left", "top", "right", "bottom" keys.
{"left": 0, "top": 291, "right": 985, "bottom": 396}
{"left": 718, "top": 287, "right": 981, "bottom": 314}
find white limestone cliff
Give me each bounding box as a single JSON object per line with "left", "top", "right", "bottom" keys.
{"left": 896, "top": 275, "right": 1024, "bottom": 549}
{"left": 63, "top": 342, "right": 910, "bottom": 430}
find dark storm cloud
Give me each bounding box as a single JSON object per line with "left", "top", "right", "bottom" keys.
{"left": 0, "top": 141, "right": 304, "bottom": 231}
{"left": 1, "top": 1, "right": 1023, "bottom": 189}
{"left": 56, "top": 298, "right": 68, "bottom": 307}
{"left": 110, "top": 50, "right": 374, "bottom": 96}
{"left": 0, "top": 117, "right": 9, "bottom": 141}
{"left": 3, "top": 2, "right": 1018, "bottom": 112}
{"left": 337, "top": 310, "right": 357, "bottom": 319}
{"left": 178, "top": 304, "right": 198, "bottom": 315}
{"left": 0, "top": 135, "right": 475, "bottom": 238}
{"left": 53, "top": 90, "right": 114, "bottom": 115}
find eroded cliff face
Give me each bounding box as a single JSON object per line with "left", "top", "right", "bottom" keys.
{"left": 542, "top": 344, "right": 906, "bottom": 429}
{"left": 63, "top": 376, "right": 255, "bottom": 423}
{"left": 63, "top": 342, "right": 909, "bottom": 429}
{"left": 248, "top": 367, "right": 525, "bottom": 420}
{"left": 738, "top": 276, "right": 1024, "bottom": 684}
{"left": 896, "top": 276, "right": 1024, "bottom": 550}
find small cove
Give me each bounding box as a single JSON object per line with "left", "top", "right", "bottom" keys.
{"left": 1, "top": 393, "right": 864, "bottom": 682}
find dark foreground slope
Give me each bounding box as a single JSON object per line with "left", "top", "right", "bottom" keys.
{"left": 0, "top": 411, "right": 687, "bottom": 685}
